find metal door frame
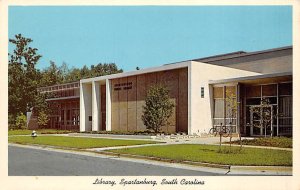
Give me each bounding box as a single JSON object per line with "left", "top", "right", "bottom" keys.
{"left": 250, "top": 105, "right": 273, "bottom": 137}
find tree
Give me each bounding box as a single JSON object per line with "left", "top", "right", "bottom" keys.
{"left": 59, "top": 62, "right": 70, "bottom": 81}
{"left": 9, "top": 34, "right": 42, "bottom": 119}
{"left": 141, "top": 85, "right": 175, "bottom": 134}
{"left": 34, "top": 92, "right": 50, "bottom": 128}
{"left": 64, "top": 67, "right": 82, "bottom": 83}
{"left": 34, "top": 93, "right": 50, "bottom": 114}
{"left": 85, "top": 63, "right": 123, "bottom": 79}
{"left": 39, "top": 61, "right": 64, "bottom": 87}
{"left": 37, "top": 111, "right": 49, "bottom": 128}
{"left": 225, "top": 91, "right": 239, "bottom": 150}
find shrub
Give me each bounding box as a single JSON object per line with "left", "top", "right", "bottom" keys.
{"left": 15, "top": 113, "right": 27, "bottom": 129}
{"left": 228, "top": 137, "right": 292, "bottom": 148}
{"left": 8, "top": 114, "right": 17, "bottom": 130}
{"left": 37, "top": 111, "right": 49, "bottom": 128}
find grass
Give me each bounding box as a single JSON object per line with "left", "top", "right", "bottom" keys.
{"left": 108, "top": 144, "right": 292, "bottom": 166}
{"left": 8, "top": 129, "right": 73, "bottom": 136}
{"left": 227, "top": 137, "right": 292, "bottom": 148}
{"left": 8, "top": 136, "right": 158, "bottom": 149}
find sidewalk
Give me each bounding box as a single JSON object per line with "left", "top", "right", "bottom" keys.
{"left": 68, "top": 133, "right": 292, "bottom": 151}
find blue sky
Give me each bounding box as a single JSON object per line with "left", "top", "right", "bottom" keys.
{"left": 9, "top": 6, "right": 292, "bottom": 71}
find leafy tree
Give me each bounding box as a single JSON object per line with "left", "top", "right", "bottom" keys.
{"left": 9, "top": 34, "right": 42, "bottom": 117}
{"left": 37, "top": 111, "right": 49, "bottom": 128}
{"left": 78, "top": 63, "right": 123, "bottom": 79}
{"left": 59, "top": 62, "right": 70, "bottom": 81}
{"left": 93, "top": 63, "right": 123, "bottom": 76}
{"left": 32, "top": 92, "right": 51, "bottom": 128}
{"left": 225, "top": 91, "right": 239, "bottom": 150}
{"left": 15, "top": 113, "right": 27, "bottom": 129}
{"left": 142, "top": 85, "right": 175, "bottom": 134}
{"left": 80, "top": 65, "right": 90, "bottom": 78}
{"left": 39, "top": 61, "right": 64, "bottom": 87}
{"left": 39, "top": 62, "right": 123, "bottom": 86}
{"left": 64, "top": 67, "right": 82, "bottom": 83}
{"left": 34, "top": 93, "right": 50, "bottom": 114}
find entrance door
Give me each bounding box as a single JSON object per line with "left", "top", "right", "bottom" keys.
{"left": 250, "top": 105, "right": 273, "bottom": 136}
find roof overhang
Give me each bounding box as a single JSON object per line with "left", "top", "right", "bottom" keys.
{"left": 46, "top": 96, "right": 80, "bottom": 102}
{"left": 209, "top": 72, "right": 292, "bottom": 85}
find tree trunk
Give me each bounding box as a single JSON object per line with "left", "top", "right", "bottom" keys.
{"left": 239, "top": 133, "right": 242, "bottom": 150}
{"left": 229, "top": 136, "right": 232, "bottom": 152}
{"left": 219, "top": 134, "right": 222, "bottom": 152}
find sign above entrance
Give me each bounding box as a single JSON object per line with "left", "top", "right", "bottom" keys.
{"left": 114, "top": 82, "right": 133, "bottom": 91}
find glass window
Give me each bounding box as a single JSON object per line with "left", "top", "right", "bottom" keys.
{"left": 61, "top": 110, "right": 64, "bottom": 124}
{"left": 246, "top": 98, "right": 261, "bottom": 105}
{"left": 67, "top": 110, "right": 71, "bottom": 125}
{"left": 213, "top": 87, "right": 223, "bottom": 98}
{"left": 279, "top": 83, "right": 292, "bottom": 96}
{"left": 214, "top": 99, "right": 224, "bottom": 118}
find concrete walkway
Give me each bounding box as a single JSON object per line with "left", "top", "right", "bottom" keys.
{"left": 87, "top": 143, "right": 168, "bottom": 151}
{"left": 68, "top": 133, "right": 292, "bottom": 151}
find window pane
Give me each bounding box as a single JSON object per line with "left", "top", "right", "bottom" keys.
{"left": 214, "top": 99, "right": 224, "bottom": 118}
{"left": 213, "top": 87, "right": 223, "bottom": 98}
{"left": 246, "top": 98, "right": 261, "bottom": 105}
{"left": 279, "top": 83, "right": 292, "bottom": 96}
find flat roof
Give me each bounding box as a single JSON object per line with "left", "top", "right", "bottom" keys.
{"left": 192, "top": 46, "right": 292, "bottom": 63}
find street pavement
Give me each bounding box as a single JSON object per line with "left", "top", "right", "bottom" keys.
{"left": 9, "top": 146, "right": 221, "bottom": 176}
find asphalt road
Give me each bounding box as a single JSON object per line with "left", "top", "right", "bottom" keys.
{"left": 8, "top": 146, "right": 219, "bottom": 176}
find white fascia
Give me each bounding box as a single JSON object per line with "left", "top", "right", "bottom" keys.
{"left": 80, "top": 61, "right": 190, "bottom": 84}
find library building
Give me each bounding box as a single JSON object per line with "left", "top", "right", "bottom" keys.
{"left": 28, "top": 46, "right": 293, "bottom": 137}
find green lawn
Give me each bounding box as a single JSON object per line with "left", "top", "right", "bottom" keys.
{"left": 228, "top": 137, "right": 293, "bottom": 148}
{"left": 109, "top": 144, "right": 292, "bottom": 166}
{"left": 8, "top": 129, "right": 72, "bottom": 136}
{"left": 8, "top": 136, "right": 158, "bottom": 149}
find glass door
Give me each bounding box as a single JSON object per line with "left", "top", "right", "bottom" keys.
{"left": 250, "top": 105, "right": 273, "bottom": 136}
